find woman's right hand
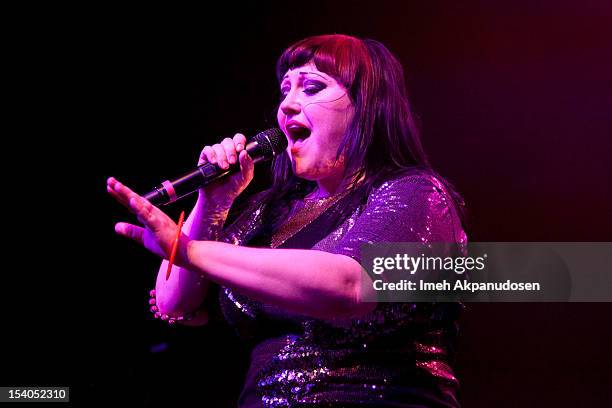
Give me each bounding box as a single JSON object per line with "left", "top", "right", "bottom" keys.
{"left": 197, "top": 133, "right": 255, "bottom": 209}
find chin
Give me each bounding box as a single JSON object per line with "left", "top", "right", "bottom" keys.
{"left": 291, "top": 156, "right": 345, "bottom": 181}
{"left": 291, "top": 162, "right": 316, "bottom": 180}
{"left": 293, "top": 168, "right": 317, "bottom": 180}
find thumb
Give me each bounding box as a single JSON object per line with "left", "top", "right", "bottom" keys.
{"left": 115, "top": 222, "right": 145, "bottom": 245}
{"left": 238, "top": 150, "right": 254, "bottom": 181}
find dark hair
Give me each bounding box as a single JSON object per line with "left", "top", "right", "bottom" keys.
{"left": 260, "top": 34, "right": 466, "bottom": 231}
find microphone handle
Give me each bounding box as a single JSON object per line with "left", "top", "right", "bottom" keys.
{"left": 143, "top": 133, "right": 282, "bottom": 206}
{"left": 143, "top": 162, "right": 235, "bottom": 206}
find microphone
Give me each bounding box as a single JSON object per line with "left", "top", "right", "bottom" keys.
{"left": 143, "top": 128, "right": 286, "bottom": 206}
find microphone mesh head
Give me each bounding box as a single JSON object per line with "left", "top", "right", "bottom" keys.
{"left": 253, "top": 128, "right": 287, "bottom": 157}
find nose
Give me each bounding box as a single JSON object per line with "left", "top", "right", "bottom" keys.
{"left": 279, "top": 90, "right": 301, "bottom": 116}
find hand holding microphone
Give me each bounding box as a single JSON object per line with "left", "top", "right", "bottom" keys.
{"left": 194, "top": 132, "right": 255, "bottom": 209}
{"left": 107, "top": 128, "right": 286, "bottom": 271}
{"left": 143, "top": 128, "right": 286, "bottom": 206}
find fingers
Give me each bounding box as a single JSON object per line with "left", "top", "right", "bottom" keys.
{"left": 210, "top": 143, "right": 227, "bottom": 169}
{"left": 108, "top": 178, "right": 166, "bottom": 232}
{"left": 222, "top": 137, "right": 238, "bottom": 166}
{"left": 198, "top": 133, "right": 246, "bottom": 169}
{"left": 114, "top": 222, "right": 145, "bottom": 244}
{"left": 233, "top": 133, "right": 247, "bottom": 153}
{"left": 107, "top": 182, "right": 127, "bottom": 206}
{"left": 198, "top": 146, "right": 216, "bottom": 166}
{"left": 107, "top": 177, "right": 139, "bottom": 208}
{"left": 128, "top": 195, "right": 163, "bottom": 231}
{"left": 238, "top": 149, "right": 254, "bottom": 183}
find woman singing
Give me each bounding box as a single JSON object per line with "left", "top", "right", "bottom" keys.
{"left": 108, "top": 34, "right": 468, "bottom": 407}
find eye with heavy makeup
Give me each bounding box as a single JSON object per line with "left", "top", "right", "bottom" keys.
{"left": 280, "top": 79, "right": 327, "bottom": 100}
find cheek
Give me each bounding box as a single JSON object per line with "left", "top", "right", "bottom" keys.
{"left": 318, "top": 113, "right": 349, "bottom": 147}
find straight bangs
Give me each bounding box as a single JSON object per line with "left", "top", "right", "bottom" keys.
{"left": 276, "top": 34, "right": 370, "bottom": 93}
{"left": 263, "top": 34, "right": 468, "bottom": 233}
{"left": 275, "top": 35, "right": 374, "bottom": 180}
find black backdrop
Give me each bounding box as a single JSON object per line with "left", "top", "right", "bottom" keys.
{"left": 4, "top": 1, "right": 612, "bottom": 406}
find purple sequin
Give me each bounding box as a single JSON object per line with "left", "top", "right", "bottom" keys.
{"left": 219, "top": 170, "right": 466, "bottom": 407}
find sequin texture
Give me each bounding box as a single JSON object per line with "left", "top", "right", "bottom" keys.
{"left": 218, "top": 169, "right": 467, "bottom": 407}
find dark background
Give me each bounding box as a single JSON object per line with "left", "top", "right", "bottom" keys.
{"left": 4, "top": 1, "right": 612, "bottom": 406}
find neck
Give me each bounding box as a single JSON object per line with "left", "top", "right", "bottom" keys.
{"left": 312, "top": 169, "right": 363, "bottom": 199}
{"left": 314, "top": 173, "right": 345, "bottom": 198}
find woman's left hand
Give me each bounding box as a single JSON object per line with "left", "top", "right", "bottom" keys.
{"left": 107, "top": 177, "right": 191, "bottom": 266}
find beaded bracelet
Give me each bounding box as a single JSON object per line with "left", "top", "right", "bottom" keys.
{"left": 148, "top": 289, "right": 197, "bottom": 325}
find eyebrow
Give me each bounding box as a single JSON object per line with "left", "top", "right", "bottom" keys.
{"left": 281, "top": 71, "right": 330, "bottom": 82}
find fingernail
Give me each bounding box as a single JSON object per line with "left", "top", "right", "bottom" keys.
{"left": 236, "top": 143, "right": 243, "bottom": 151}
{"left": 229, "top": 155, "right": 236, "bottom": 164}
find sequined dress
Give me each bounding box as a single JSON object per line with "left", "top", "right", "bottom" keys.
{"left": 217, "top": 169, "right": 468, "bottom": 408}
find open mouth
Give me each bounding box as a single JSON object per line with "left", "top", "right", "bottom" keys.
{"left": 286, "top": 121, "right": 311, "bottom": 146}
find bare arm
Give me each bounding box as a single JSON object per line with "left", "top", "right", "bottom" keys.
{"left": 109, "top": 133, "right": 255, "bottom": 326}
{"left": 153, "top": 197, "right": 231, "bottom": 325}
{"left": 154, "top": 133, "right": 256, "bottom": 325}
{"left": 109, "top": 177, "right": 376, "bottom": 320}
{"left": 110, "top": 169, "right": 462, "bottom": 325}
{"left": 183, "top": 241, "right": 376, "bottom": 320}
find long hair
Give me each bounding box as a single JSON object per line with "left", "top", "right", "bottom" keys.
{"left": 259, "top": 34, "right": 467, "bottom": 231}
